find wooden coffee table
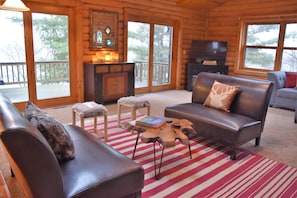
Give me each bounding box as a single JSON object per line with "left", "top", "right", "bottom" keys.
{"left": 127, "top": 117, "right": 196, "bottom": 179}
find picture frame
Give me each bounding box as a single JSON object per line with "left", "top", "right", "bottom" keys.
{"left": 90, "top": 9, "right": 118, "bottom": 51}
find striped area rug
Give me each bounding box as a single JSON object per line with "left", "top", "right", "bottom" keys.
{"left": 84, "top": 113, "right": 297, "bottom": 198}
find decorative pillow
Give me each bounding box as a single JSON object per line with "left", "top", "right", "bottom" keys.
{"left": 203, "top": 80, "right": 240, "bottom": 112}
{"left": 284, "top": 72, "right": 297, "bottom": 88}
{"left": 24, "top": 102, "right": 75, "bottom": 162}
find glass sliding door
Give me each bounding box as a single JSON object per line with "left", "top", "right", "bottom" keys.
{"left": 0, "top": 5, "right": 75, "bottom": 108}
{"left": 153, "top": 24, "right": 172, "bottom": 86}
{"left": 128, "top": 20, "right": 174, "bottom": 91}
{"left": 0, "top": 10, "right": 29, "bottom": 102}
{"left": 32, "top": 13, "right": 70, "bottom": 99}
{"left": 128, "top": 22, "right": 150, "bottom": 88}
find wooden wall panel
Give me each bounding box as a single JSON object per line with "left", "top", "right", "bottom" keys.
{"left": 4, "top": 0, "right": 296, "bottom": 104}
{"left": 80, "top": 0, "right": 207, "bottom": 89}
{"left": 12, "top": 0, "right": 207, "bottom": 94}
{"left": 206, "top": 0, "right": 297, "bottom": 79}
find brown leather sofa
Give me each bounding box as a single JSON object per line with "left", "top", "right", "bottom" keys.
{"left": 0, "top": 94, "right": 144, "bottom": 198}
{"left": 165, "top": 72, "right": 273, "bottom": 160}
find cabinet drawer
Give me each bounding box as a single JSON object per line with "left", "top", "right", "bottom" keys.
{"left": 96, "top": 66, "right": 109, "bottom": 73}
{"left": 123, "top": 64, "right": 134, "bottom": 71}
{"left": 110, "top": 65, "right": 122, "bottom": 72}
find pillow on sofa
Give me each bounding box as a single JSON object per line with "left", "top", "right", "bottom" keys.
{"left": 203, "top": 80, "right": 240, "bottom": 112}
{"left": 285, "top": 72, "right": 297, "bottom": 88}
{"left": 24, "top": 102, "right": 75, "bottom": 162}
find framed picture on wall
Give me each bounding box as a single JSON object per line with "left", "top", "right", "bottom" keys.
{"left": 90, "top": 9, "right": 118, "bottom": 50}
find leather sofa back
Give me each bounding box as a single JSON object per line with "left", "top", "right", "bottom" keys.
{"left": 192, "top": 72, "right": 274, "bottom": 131}
{"left": 0, "top": 94, "right": 64, "bottom": 198}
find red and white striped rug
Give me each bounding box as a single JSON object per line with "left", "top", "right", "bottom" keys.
{"left": 84, "top": 114, "right": 297, "bottom": 198}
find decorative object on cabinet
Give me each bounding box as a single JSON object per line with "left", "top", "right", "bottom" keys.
{"left": 84, "top": 62, "right": 135, "bottom": 104}
{"left": 90, "top": 9, "right": 118, "bottom": 51}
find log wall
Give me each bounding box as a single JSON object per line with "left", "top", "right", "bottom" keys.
{"left": 20, "top": 0, "right": 207, "bottom": 101}
{"left": 80, "top": 0, "right": 208, "bottom": 90}
{"left": 3, "top": 0, "right": 294, "bottom": 104}
{"left": 206, "top": 0, "right": 297, "bottom": 79}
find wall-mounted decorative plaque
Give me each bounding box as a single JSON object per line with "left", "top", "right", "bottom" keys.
{"left": 90, "top": 9, "right": 118, "bottom": 50}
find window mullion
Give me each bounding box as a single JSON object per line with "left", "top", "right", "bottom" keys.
{"left": 275, "top": 22, "right": 286, "bottom": 71}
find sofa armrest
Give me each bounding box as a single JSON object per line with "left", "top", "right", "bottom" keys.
{"left": 267, "top": 71, "right": 286, "bottom": 106}
{"left": 267, "top": 71, "right": 286, "bottom": 89}
{"left": 0, "top": 96, "right": 64, "bottom": 198}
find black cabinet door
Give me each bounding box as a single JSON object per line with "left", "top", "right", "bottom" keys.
{"left": 186, "top": 63, "right": 228, "bottom": 91}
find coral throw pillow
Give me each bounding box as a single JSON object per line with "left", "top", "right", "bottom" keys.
{"left": 203, "top": 80, "right": 240, "bottom": 112}
{"left": 285, "top": 72, "right": 297, "bottom": 88}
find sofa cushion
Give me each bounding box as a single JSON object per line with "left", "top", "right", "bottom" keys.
{"left": 165, "top": 103, "right": 261, "bottom": 143}
{"left": 24, "top": 102, "right": 75, "bottom": 162}
{"left": 203, "top": 80, "right": 240, "bottom": 112}
{"left": 277, "top": 88, "right": 297, "bottom": 99}
{"left": 285, "top": 72, "right": 297, "bottom": 88}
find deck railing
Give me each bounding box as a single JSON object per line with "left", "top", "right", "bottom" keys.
{"left": 135, "top": 61, "right": 170, "bottom": 85}
{"left": 0, "top": 61, "right": 69, "bottom": 86}
{"left": 0, "top": 61, "right": 170, "bottom": 87}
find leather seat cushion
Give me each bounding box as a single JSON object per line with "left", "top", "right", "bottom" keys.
{"left": 61, "top": 125, "right": 144, "bottom": 198}
{"left": 165, "top": 103, "right": 261, "bottom": 145}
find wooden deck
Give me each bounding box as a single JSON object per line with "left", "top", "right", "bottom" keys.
{"left": 0, "top": 80, "right": 147, "bottom": 103}
{"left": 0, "top": 83, "right": 70, "bottom": 103}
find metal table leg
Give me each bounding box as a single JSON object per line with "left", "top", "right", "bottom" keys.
{"left": 132, "top": 131, "right": 141, "bottom": 159}
{"left": 188, "top": 143, "right": 192, "bottom": 159}
{"left": 153, "top": 141, "right": 165, "bottom": 180}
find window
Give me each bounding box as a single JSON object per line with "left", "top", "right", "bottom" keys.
{"left": 238, "top": 15, "right": 297, "bottom": 73}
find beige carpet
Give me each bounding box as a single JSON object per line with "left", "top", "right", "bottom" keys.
{"left": 0, "top": 90, "right": 296, "bottom": 197}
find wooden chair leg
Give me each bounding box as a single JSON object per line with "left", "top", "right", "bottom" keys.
{"left": 94, "top": 116, "right": 97, "bottom": 132}
{"left": 117, "top": 103, "right": 121, "bottom": 127}
{"left": 72, "top": 110, "right": 76, "bottom": 125}
{"left": 104, "top": 113, "right": 108, "bottom": 141}
{"left": 131, "top": 107, "right": 137, "bottom": 134}
{"left": 80, "top": 115, "right": 84, "bottom": 129}
{"left": 147, "top": 106, "right": 150, "bottom": 116}
{"left": 132, "top": 106, "right": 136, "bottom": 120}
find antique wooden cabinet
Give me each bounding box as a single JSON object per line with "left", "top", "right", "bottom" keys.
{"left": 83, "top": 62, "right": 135, "bottom": 103}
{"left": 186, "top": 63, "right": 228, "bottom": 91}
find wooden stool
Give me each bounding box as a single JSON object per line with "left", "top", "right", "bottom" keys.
{"left": 117, "top": 96, "right": 150, "bottom": 128}
{"left": 72, "top": 101, "right": 108, "bottom": 140}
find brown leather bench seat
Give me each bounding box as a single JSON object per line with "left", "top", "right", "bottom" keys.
{"left": 61, "top": 125, "right": 144, "bottom": 197}
{"left": 0, "top": 94, "right": 144, "bottom": 198}
{"left": 165, "top": 72, "right": 273, "bottom": 160}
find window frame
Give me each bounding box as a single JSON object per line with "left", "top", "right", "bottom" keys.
{"left": 236, "top": 14, "right": 297, "bottom": 77}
